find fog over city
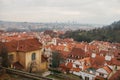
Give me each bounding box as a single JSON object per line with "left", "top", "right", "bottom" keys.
{"left": 0, "top": 0, "right": 120, "bottom": 24}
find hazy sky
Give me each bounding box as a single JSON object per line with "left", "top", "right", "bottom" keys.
{"left": 0, "top": 0, "right": 120, "bottom": 24}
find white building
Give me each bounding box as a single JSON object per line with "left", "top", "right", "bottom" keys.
{"left": 96, "top": 66, "right": 112, "bottom": 78}
{"left": 73, "top": 71, "right": 96, "bottom": 80}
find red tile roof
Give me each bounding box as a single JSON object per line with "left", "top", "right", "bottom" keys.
{"left": 56, "top": 45, "right": 65, "bottom": 51}
{"left": 111, "top": 58, "right": 120, "bottom": 66}
{"left": 59, "top": 51, "right": 70, "bottom": 59}
{"left": 59, "top": 62, "right": 73, "bottom": 71}
{"left": 68, "top": 48, "right": 86, "bottom": 59}
{"left": 103, "top": 66, "right": 112, "bottom": 74}
{"left": 109, "top": 70, "right": 120, "bottom": 80}
{"left": 3, "top": 38, "right": 42, "bottom": 52}
{"left": 91, "top": 55, "right": 105, "bottom": 68}
{"left": 71, "top": 68, "right": 81, "bottom": 72}
{"left": 66, "top": 62, "right": 73, "bottom": 69}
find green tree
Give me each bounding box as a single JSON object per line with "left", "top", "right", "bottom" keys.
{"left": 60, "top": 20, "right": 120, "bottom": 43}
{"left": 51, "top": 51, "right": 61, "bottom": 68}
{"left": 0, "top": 42, "right": 9, "bottom": 67}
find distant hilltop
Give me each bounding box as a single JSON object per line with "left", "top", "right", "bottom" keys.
{"left": 0, "top": 20, "right": 103, "bottom": 32}
{"left": 59, "top": 20, "right": 120, "bottom": 43}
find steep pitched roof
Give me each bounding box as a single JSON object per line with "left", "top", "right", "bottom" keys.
{"left": 109, "top": 70, "right": 120, "bottom": 80}
{"left": 4, "top": 40, "right": 18, "bottom": 52}
{"left": 91, "top": 55, "right": 105, "bottom": 68}
{"left": 69, "top": 48, "right": 86, "bottom": 57}
{"left": 103, "top": 66, "right": 112, "bottom": 74}
{"left": 3, "top": 38, "right": 42, "bottom": 52}
{"left": 71, "top": 67, "right": 81, "bottom": 72}
{"left": 111, "top": 58, "right": 120, "bottom": 66}
{"left": 66, "top": 62, "right": 73, "bottom": 69}
{"left": 56, "top": 45, "right": 65, "bottom": 51}
{"left": 59, "top": 62, "right": 73, "bottom": 70}
{"left": 59, "top": 51, "right": 70, "bottom": 59}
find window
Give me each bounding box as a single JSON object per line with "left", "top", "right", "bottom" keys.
{"left": 49, "top": 64, "right": 52, "bottom": 67}
{"left": 32, "top": 53, "right": 36, "bottom": 60}
{"left": 67, "top": 59, "right": 69, "bottom": 62}
{"left": 99, "top": 73, "right": 104, "bottom": 77}
{"left": 8, "top": 54, "right": 14, "bottom": 62}
{"left": 69, "top": 55, "right": 73, "bottom": 58}
{"left": 76, "top": 64, "right": 79, "bottom": 68}
{"left": 85, "top": 77, "right": 89, "bottom": 80}
{"left": 115, "top": 65, "right": 117, "bottom": 70}
{"left": 75, "top": 56, "right": 79, "bottom": 59}
{"left": 81, "top": 57, "right": 84, "bottom": 59}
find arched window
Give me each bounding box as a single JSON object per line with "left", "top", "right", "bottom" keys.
{"left": 32, "top": 53, "right": 36, "bottom": 60}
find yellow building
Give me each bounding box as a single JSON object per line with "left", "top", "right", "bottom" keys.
{"left": 3, "top": 38, "right": 48, "bottom": 72}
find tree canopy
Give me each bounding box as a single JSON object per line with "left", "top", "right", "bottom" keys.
{"left": 0, "top": 42, "right": 9, "bottom": 67}
{"left": 51, "top": 51, "right": 62, "bottom": 68}
{"left": 60, "top": 20, "right": 120, "bottom": 43}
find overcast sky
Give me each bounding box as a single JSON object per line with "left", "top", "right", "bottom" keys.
{"left": 0, "top": 0, "right": 120, "bottom": 24}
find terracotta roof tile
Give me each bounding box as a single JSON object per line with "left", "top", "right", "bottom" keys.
{"left": 68, "top": 48, "right": 86, "bottom": 58}
{"left": 91, "top": 55, "right": 105, "bottom": 68}
{"left": 111, "top": 58, "right": 120, "bottom": 66}
{"left": 66, "top": 62, "right": 73, "bottom": 69}
{"left": 59, "top": 51, "right": 70, "bottom": 59}
{"left": 71, "top": 68, "right": 81, "bottom": 72}
{"left": 3, "top": 38, "right": 42, "bottom": 52}
{"left": 103, "top": 66, "right": 112, "bottom": 74}
{"left": 109, "top": 70, "right": 120, "bottom": 80}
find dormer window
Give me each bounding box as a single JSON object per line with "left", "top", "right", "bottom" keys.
{"left": 76, "top": 64, "right": 79, "bottom": 68}
{"left": 81, "top": 57, "right": 84, "bottom": 59}
{"left": 99, "top": 73, "right": 104, "bottom": 77}
{"left": 71, "top": 55, "right": 73, "bottom": 57}
{"left": 75, "top": 56, "right": 79, "bottom": 59}
{"left": 69, "top": 55, "right": 73, "bottom": 58}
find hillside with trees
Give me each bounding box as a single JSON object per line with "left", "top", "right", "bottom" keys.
{"left": 60, "top": 20, "right": 120, "bottom": 43}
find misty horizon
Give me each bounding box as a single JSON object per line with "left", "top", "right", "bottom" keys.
{"left": 0, "top": 0, "right": 120, "bottom": 24}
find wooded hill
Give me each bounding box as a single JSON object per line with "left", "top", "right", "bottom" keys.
{"left": 60, "top": 20, "right": 120, "bottom": 43}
